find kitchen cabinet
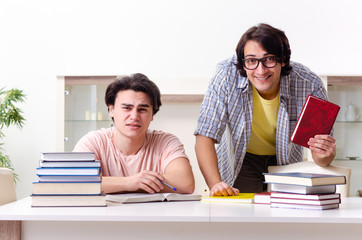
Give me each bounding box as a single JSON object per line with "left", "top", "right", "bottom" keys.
{"left": 63, "top": 76, "right": 116, "bottom": 151}
{"left": 59, "top": 76, "right": 203, "bottom": 152}
{"left": 327, "top": 76, "right": 362, "bottom": 196}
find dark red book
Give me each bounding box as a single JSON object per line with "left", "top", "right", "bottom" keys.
{"left": 254, "top": 192, "right": 271, "bottom": 205}
{"left": 291, "top": 95, "right": 340, "bottom": 148}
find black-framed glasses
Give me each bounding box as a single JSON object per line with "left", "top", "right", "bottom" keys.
{"left": 242, "top": 56, "right": 280, "bottom": 70}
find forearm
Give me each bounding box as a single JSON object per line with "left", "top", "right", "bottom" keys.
{"left": 160, "top": 175, "right": 194, "bottom": 194}
{"left": 195, "top": 135, "right": 222, "bottom": 189}
{"left": 311, "top": 152, "right": 334, "bottom": 167}
{"left": 101, "top": 176, "right": 130, "bottom": 194}
{"left": 162, "top": 158, "right": 195, "bottom": 194}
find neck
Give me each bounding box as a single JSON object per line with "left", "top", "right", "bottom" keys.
{"left": 257, "top": 84, "right": 280, "bottom": 100}
{"left": 114, "top": 133, "right": 146, "bottom": 156}
{"left": 259, "top": 91, "right": 279, "bottom": 100}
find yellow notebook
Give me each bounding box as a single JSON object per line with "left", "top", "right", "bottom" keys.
{"left": 201, "top": 193, "right": 255, "bottom": 203}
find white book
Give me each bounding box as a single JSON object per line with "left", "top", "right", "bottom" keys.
{"left": 31, "top": 194, "right": 106, "bottom": 207}
{"left": 32, "top": 182, "right": 102, "bottom": 195}
{"left": 36, "top": 167, "right": 100, "bottom": 176}
{"left": 39, "top": 160, "right": 101, "bottom": 168}
{"left": 41, "top": 152, "right": 95, "bottom": 161}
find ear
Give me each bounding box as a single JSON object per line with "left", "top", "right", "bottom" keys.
{"left": 108, "top": 105, "right": 114, "bottom": 118}
{"left": 280, "top": 57, "right": 286, "bottom": 67}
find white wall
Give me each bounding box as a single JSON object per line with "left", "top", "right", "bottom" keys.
{"left": 1, "top": 0, "right": 362, "bottom": 198}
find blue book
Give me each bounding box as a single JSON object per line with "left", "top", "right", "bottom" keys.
{"left": 38, "top": 175, "right": 101, "bottom": 182}
{"left": 270, "top": 183, "right": 336, "bottom": 194}
{"left": 263, "top": 172, "right": 346, "bottom": 186}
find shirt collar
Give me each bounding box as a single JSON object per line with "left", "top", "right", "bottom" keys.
{"left": 280, "top": 74, "right": 292, "bottom": 100}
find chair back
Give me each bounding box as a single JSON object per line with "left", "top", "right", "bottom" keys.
{"left": 268, "top": 161, "right": 351, "bottom": 197}
{"left": 0, "top": 167, "right": 17, "bottom": 205}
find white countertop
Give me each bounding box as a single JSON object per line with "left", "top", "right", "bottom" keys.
{"left": 1, "top": 197, "right": 362, "bottom": 223}
{"left": 210, "top": 198, "right": 362, "bottom": 223}
{"left": 0, "top": 197, "right": 210, "bottom": 222}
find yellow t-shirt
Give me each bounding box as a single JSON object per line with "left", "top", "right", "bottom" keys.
{"left": 246, "top": 86, "right": 280, "bottom": 155}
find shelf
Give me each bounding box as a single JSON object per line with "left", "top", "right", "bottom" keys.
{"left": 161, "top": 94, "right": 204, "bottom": 103}
{"left": 327, "top": 76, "right": 362, "bottom": 86}
{"left": 334, "top": 159, "right": 362, "bottom": 161}
{"left": 64, "top": 76, "right": 205, "bottom": 103}
{"left": 65, "top": 120, "right": 112, "bottom": 122}
{"left": 65, "top": 76, "right": 117, "bottom": 85}
{"left": 335, "top": 121, "right": 362, "bottom": 123}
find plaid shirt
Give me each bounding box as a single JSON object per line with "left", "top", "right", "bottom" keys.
{"left": 194, "top": 55, "right": 328, "bottom": 186}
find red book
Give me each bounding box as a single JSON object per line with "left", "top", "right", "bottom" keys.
{"left": 270, "top": 192, "right": 340, "bottom": 200}
{"left": 270, "top": 197, "right": 340, "bottom": 206}
{"left": 254, "top": 192, "right": 271, "bottom": 205}
{"left": 291, "top": 95, "right": 340, "bottom": 148}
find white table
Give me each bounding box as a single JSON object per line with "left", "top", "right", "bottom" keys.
{"left": 1, "top": 197, "right": 362, "bottom": 240}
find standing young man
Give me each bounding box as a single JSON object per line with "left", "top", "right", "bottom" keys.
{"left": 194, "top": 23, "right": 336, "bottom": 196}
{"left": 74, "top": 73, "right": 195, "bottom": 194}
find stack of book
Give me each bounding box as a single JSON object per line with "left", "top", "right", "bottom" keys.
{"left": 263, "top": 172, "right": 346, "bottom": 210}
{"left": 31, "top": 152, "right": 106, "bottom": 207}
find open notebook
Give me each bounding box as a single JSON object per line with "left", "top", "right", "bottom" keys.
{"left": 106, "top": 193, "right": 202, "bottom": 204}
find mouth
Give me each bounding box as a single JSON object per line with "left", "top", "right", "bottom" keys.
{"left": 255, "top": 74, "right": 272, "bottom": 81}
{"left": 126, "top": 123, "right": 141, "bottom": 129}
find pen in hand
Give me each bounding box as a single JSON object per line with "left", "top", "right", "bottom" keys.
{"left": 158, "top": 179, "right": 177, "bottom": 191}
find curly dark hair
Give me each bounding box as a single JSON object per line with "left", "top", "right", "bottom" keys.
{"left": 235, "top": 23, "right": 292, "bottom": 77}
{"left": 105, "top": 73, "right": 162, "bottom": 115}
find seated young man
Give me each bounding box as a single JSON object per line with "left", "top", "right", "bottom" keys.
{"left": 74, "top": 73, "right": 195, "bottom": 194}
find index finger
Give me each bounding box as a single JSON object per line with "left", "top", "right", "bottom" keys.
{"left": 313, "top": 134, "right": 335, "bottom": 142}
{"left": 211, "top": 182, "right": 236, "bottom": 196}
{"left": 142, "top": 170, "right": 165, "bottom": 181}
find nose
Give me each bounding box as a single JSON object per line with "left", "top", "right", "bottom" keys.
{"left": 130, "top": 109, "right": 139, "bottom": 120}
{"left": 255, "top": 62, "right": 267, "bottom": 74}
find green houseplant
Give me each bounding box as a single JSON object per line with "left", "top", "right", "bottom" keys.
{"left": 0, "top": 88, "right": 26, "bottom": 182}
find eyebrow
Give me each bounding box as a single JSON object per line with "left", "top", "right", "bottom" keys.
{"left": 121, "top": 103, "right": 151, "bottom": 108}
{"left": 245, "top": 53, "right": 272, "bottom": 58}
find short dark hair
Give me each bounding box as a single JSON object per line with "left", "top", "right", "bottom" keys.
{"left": 235, "top": 23, "right": 292, "bottom": 77}
{"left": 105, "top": 73, "right": 162, "bottom": 115}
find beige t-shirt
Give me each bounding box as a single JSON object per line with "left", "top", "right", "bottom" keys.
{"left": 73, "top": 127, "right": 188, "bottom": 176}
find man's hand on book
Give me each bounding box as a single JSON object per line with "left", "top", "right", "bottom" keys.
{"left": 210, "top": 181, "right": 239, "bottom": 196}
{"left": 309, "top": 134, "right": 336, "bottom": 166}
{"left": 126, "top": 170, "right": 165, "bottom": 194}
